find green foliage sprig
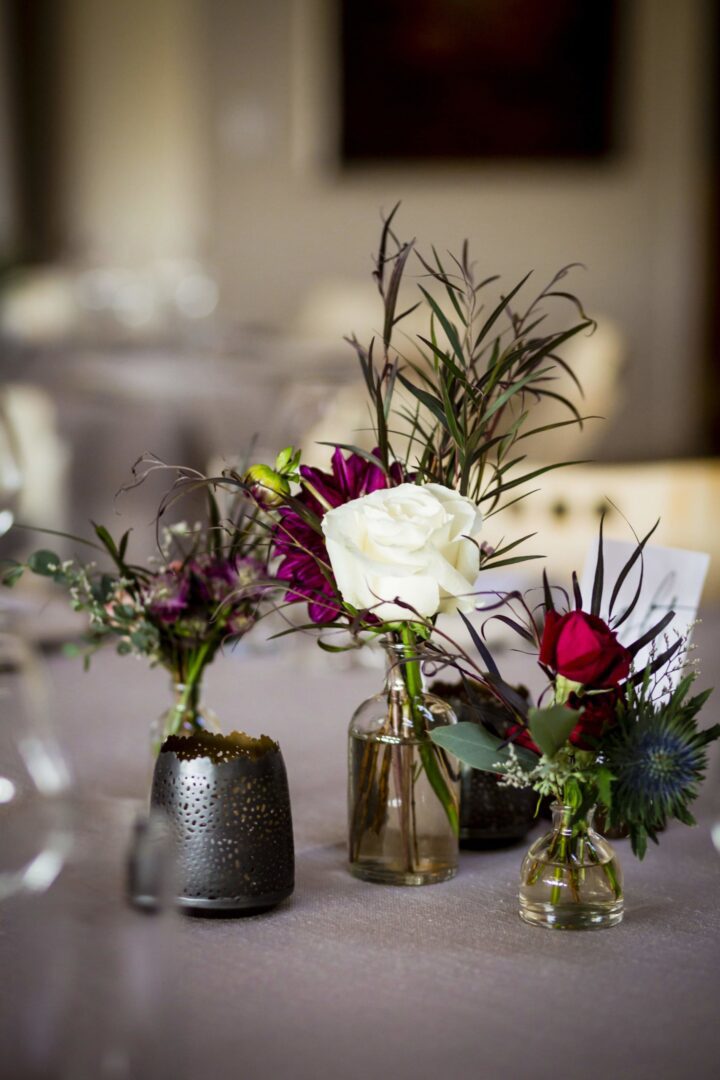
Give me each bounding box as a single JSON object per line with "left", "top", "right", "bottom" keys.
{"left": 343, "top": 205, "right": 597, "bottom": 568}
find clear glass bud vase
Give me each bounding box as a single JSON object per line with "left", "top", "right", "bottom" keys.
{"left": 150, "top": 681, "right": 220, "bottom": 756}
{"left": 348, "top": 636, "right": 460, "bottom": 885}
{"left": 519, "top": 803, "right": 624, "bottom": 930}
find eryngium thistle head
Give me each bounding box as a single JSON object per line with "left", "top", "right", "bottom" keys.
{"left": 603, "top": 675, "right": 719, "bottom": 858}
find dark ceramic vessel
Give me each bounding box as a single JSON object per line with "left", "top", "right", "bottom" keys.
{"left": 151, "top": 732, "right": 294, "bottom": 913}
{"left": 459, "top": 767, "right": 537, "bottom": 846}
{"left": 429, "top": 679, "right": 538, "bottom": 847}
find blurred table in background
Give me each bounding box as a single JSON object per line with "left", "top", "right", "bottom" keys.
{"left": 0, "top": 337, "right": 357, "bottom": 566}
{"left": 4, "top": 337, "right": 720, "bottom": 603}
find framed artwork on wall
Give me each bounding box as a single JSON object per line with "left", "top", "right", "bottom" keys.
{"left": 341, "top": 0, "right": 619, "bottom": 163}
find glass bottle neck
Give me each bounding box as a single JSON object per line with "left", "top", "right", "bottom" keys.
{"left": 383, "top": 638, "right": 426, "bottom": 696}
{"left": 551, "top": 802, "right": 596, "bottom": 833}
{"left": 172, "top": 681, "right": 203, "bottom": 714}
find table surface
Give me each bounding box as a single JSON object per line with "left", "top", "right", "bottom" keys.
{"left": 2, "top": 619, "right": 720, "bottom": 1080}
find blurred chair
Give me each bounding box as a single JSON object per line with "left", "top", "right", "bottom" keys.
{"left": 0, "top": 384, "right": 69, "bottom": 539}
{"left": 509, "top": 459, "right": 720, "bottom": 599}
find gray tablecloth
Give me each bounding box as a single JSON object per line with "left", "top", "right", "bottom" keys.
{"left": 2, "top": 620, "right": 720, "bottom": 1080}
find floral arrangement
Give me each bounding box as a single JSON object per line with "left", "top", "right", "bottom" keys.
{"left": 243, "top": 207, "right": 593, "bottom": 639}
{"left": 2, "top": 490, "right": 267, "bottom": 743}
{"left": 428, "top": 521, "right": 718, "bottom": 914}
{"left": 227, "top": 208, "right": 595, "bottom": 882}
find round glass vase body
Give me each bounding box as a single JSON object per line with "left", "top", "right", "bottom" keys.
{"left": 150, "top": 681, "right": 220, "bottom": 756}
{"left": 519, "top": 803, "right": 624, "bottom": 930}
{"left": 348, "top": 641, "right": 460, "bottom": 886}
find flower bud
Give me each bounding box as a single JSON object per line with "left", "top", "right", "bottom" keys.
{"left": 245, "top": 464, "right": 291, "bottom": 507}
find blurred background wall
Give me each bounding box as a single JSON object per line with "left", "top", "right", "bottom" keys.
{"left": 0, "top": 0, "right": 719, "bottom": 608}
{"left": 205, "top": 0, "right": 714, "bottom": 462}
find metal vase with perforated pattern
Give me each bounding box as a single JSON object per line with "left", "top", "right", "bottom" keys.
{"left": 151, "top": 732, "right": 294, "bottom": 913}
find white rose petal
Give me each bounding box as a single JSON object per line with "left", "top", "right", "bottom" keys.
{"left": 321, "top": 482, "right": 482, "bottom": 621}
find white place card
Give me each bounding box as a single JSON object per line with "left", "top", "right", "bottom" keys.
{"left": 579, "top": 540, "right": 710, "bottom": 688}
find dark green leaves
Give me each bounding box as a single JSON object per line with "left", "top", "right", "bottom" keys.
{"left": 417, "top": 285, "right": 465, "bottom": 363}
{"left": 459, "top": 610, "right": 499, "bottom": 677}
{"left": 1, "top": 561, "right": 24, "bottom": 586}
{"left": 27, "top": 549, "right": 61, "bottom": 577}
{"left": 609, "top": 517, "right": 660, "bottom": 629}
{"left": 352, "top": 213, "right": 593, "bottom": 520}
{"left": 396, "top": 372, "right": 448, "bottom": 431}
{"left": 527, "top": 704, "right": 582, "bottom": 759}
{"left": 594, "top": 765, "right": 615, "bottom": 810}
{"left": 474, "top": 272, "right": 533, "bottom": 351}
{"left": 590, "top": 512, "right": 605, "bottom": 615}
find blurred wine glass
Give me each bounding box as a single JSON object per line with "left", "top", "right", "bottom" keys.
{"left": 0, "top": 632, "right": 74, "bottom": 901}
{"left": 0, "top": 398, "right": 23, "bottom": 542}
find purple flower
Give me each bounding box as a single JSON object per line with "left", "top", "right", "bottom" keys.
{"left": 144, "top": 554, "right": 264, "bottom": 639}
{"left": 274, "top": 447, "right": 404, "bottom": 625}
{"left": 193, "top": 554, "right": 264, "bottom": 635}
{"left": 143, "top": 568, "right": 190, "bottom": 624}
{"left": 275, "top": 514, "right": 339, "bottom": 624}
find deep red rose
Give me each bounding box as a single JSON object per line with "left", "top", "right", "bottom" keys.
{"left": 539, "top": 610, "right": 631, "bottom": 690}
{"left": 567, "top": 689, "right": 620, "bottom": 750}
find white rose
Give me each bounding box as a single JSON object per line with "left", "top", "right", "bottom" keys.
{"left": 321, "top": 482, "right": 482, "bottom": 621}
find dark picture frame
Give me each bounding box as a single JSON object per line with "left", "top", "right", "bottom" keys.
{"left": 341, "top": 0, "right": 619, "bottom": 163}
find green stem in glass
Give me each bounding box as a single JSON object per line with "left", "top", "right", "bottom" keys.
{"left": 167, "top": 640, "right": 213, "bottom": 736}
{"left": 398, "top": 624, "right": 459, "bottom": 838}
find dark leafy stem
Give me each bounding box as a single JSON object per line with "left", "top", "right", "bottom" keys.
{"left": 348, "top": 210, "right": 594, "bottom": 568}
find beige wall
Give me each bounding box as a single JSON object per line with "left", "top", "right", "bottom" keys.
{"left": 204, "top": 0, "right": 713, "bottom": 461}
{"left": 59, "top": 0, "right": 207, "bottom": 263}
{"left": 49, "top": 0, "right": 714, "bottom": 461}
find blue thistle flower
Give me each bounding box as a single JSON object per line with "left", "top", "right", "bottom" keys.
{"left": 603, "top": 675, "right": 719, "bottom": 858}
{"left": 610, "top": 718, "right": 705, "bottom": 807}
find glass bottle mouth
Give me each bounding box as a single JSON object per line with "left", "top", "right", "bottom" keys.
{"left": 549, "top": 802, "right": 596, "bottom": 830}
{"left": 383, "top": 638, "right": 420, "bottom": 654}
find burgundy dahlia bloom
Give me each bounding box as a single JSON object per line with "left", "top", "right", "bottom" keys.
{"left": 274, "top": 447, "right": 404, "bottom": 624}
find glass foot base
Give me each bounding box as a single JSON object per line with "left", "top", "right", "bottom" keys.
{"left": 519, "top": 897, "right": 624, "bottom": 930}
{"left": 349, "top": 861, "right": 457, "bottom": 886}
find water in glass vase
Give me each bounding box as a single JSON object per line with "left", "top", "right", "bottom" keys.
{"left": 347, "top": 637, "right": 460, "bottom": 886}
{"left": 349, "top": 732, "right": 458, "bottom": 884}
{"left": 519, "top": 803, "right": 623, "bottom": 930}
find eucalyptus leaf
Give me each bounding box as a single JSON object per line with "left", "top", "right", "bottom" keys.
{"left": 430, "top": 721, "right": 537, "bottom": 774}
{"left": 27, "top": 549, "right": 61, "bottom": 577}
{"left": 1, "top": 563, "right": 24, "bottom": 587}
